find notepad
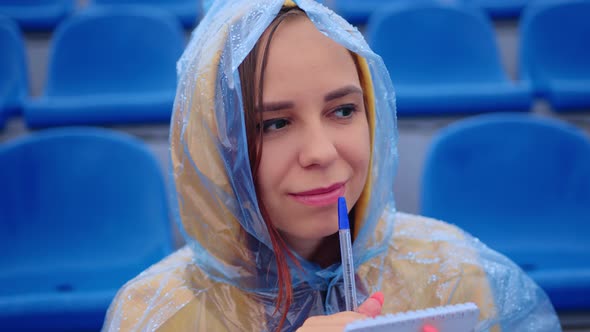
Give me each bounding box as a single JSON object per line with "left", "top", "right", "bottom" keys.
{"left": 344, "top": 302, "right": 479, "bottom": 332}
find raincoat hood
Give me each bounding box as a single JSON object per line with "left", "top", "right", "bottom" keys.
{"left": 170, "top": 0, "right": 396, "bottom": 294}
{"left": 103, "top": 1, "right": 561, "bottom": 331}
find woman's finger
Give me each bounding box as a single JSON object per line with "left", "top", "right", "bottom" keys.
{"left": 356, "top": 292, "right": 384, "bottom": 318}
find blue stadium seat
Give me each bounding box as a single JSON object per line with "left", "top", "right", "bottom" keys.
{"left": 421, "top": 113, "right": 590, "bottom": 309}
{"left": 0, "top": 16, "right": 28, "bottom": 127}
{"left": 473, "top": 0, "right": 528, "bottom": 18}
{"left": 331, "top": 0, "right": 527, "bottom": 21}
{"left": 366, "top": 1, "right": 532, "bottom": 115}
{"left": 520, "top": 0, "right": 590, "bottom": 111}
{"left": 90, "top": 0, "right": 201, "bottom": 28}
{"left": 24, "top": 6, "right": 185, "bottom": 127}
{"left": 0, "top": 0, "right": 74, "bottom": 31}
{"left": 331, "top": 0, "right": 391, "bottom": 24}
{"left": 0, "top": 127, "right": 174, "bottom": 331}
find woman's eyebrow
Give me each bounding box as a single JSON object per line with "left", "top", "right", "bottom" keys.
{"left": 324, "top": 85, "right": 363, "bottom": 102}
{"left": 258, "top": 85, "right": 362, "bottom": 112}
{"left": 260, "top": 101, "right": 295, "bottom": 113}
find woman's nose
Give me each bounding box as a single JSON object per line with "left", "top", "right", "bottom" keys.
{"left": 297, "top": 124, "right": 338, "bottom": 168}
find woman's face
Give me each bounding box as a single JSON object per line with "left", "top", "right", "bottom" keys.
{"left": 255, "top": 15, "right": 370, "bottom": 258}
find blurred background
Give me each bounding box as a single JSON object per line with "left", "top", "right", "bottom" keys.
{"left": 1, "top": 0, "right": 589, "bottom": 330}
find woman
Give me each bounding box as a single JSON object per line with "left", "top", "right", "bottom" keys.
{"left": 102, "top": 0, "right": 561, "bottom": 331}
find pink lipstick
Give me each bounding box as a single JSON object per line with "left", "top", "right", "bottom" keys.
{"left": 289, "top": 183, "right": 345, "bottom": 207}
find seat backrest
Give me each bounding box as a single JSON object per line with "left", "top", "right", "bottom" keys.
{"left": 473, "top": 0, "right": 528, "bottom": 18}
{"left": 519, "top": 0, "right": 590, "bottom": 91}
{"left": 421, "top": 114, "right": 590, "bottom": 267}
{"left": 93, "top": 0, "right": 193, "bottom": 4}
{"left": 0, "top": 0, "right": 75, "bottom": 31}
{"left": 0, "top": 128, "right": 173, "bottom": 276}
{"left": 44, "top": 6, "right": 184, "bottom": 97}
{"left": 0, "top": 16, "right": 28, "bottom": 113}
{"left": 366, "top": 0, "right": 507, "bottom": 84}
{"left": 333, "top": 0, "right": 398, "bottom": 22}
{"left": 89, "top": 0, "right": 201, "bottom": 28}
{"left": 0, "top": 0, "right": 68, "bottom": 4}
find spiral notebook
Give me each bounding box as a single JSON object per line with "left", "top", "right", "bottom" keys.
{"left": 344, "top": 302, "right": 479, "bottom": 332}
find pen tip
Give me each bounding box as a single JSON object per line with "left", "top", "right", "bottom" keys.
{"left": 338, "top": 197, "right": 349, "bottom": 229}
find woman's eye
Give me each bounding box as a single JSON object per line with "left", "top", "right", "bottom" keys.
{"left": 332, "top": 104, "right": 357, "bottom": 118}
{"left": 262, "top": 118, "right": 290, "bottom": 133}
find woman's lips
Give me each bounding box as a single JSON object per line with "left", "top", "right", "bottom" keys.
{"left": 289, "top": 183, "right": 345, "bottom": 207}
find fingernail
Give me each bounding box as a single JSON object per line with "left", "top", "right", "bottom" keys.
{"left": 423, "top": 325, "right": 439, "bottom": 332}
{"left": 370, "top": 291, "right": 384, "bottom": 306}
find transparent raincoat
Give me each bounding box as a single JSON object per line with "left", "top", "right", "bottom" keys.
{"left": 102, "top": 0, "right": 561, "bottom": 331}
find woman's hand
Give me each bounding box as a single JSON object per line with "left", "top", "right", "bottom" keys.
{"left": 296, "top": 292, "right": 384, "bottom": 332}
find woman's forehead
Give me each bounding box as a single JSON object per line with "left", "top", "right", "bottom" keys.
{"left": 261, "top": 15, "right": 360, "bottom": 94}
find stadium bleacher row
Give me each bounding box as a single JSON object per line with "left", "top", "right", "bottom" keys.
{"left": 1, "top": 0, "right": 590, "bottom": 128}
{"left": 1, "top": 0, "right": 589, "bottom": 331}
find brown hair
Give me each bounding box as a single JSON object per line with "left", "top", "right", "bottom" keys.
{"left": 238, "top": 6, "right": 304, "bottom": 330}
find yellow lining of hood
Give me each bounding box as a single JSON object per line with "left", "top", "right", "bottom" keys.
{"left": 351, "top": 55, "right": 376, "bottom": 240}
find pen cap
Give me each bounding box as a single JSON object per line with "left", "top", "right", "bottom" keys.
{"left": 338, "top": 197, "right": 350, "bottom": 230}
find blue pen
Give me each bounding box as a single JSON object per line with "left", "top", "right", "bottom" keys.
{"left": 338, "top": 196, "right": 358, "bottom": 311}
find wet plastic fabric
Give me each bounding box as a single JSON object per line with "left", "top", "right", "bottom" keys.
{"left": 102, "top": 0, "right": 561, "bottom": 331}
